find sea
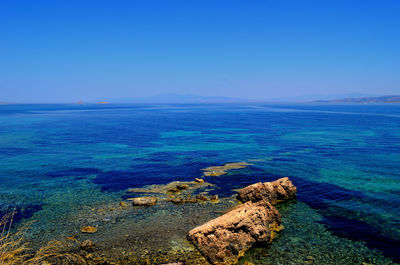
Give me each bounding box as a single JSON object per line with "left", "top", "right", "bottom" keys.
{"left": 0, "top": 103, "right": 399, "bottom": 264}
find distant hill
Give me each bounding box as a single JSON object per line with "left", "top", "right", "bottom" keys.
{"left": 102, "top": 94, "right": 252, "bottom": 104}
{"left": 267, "top": 93, "right": 379, "bottom": 102}
{"left": 314, "top": 95, "right": 400, "bottom": 103}
{"left": 103, "top": 93, "right": 387, "bottom": 104}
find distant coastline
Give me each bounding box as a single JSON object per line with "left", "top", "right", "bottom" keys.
{"left": 2, "top": 94, "right": 400, "bottom": 105}
{"left": 313, "top": 95, "right": 400, "bottom": 104}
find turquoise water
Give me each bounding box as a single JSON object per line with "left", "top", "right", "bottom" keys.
{"left": 0, "top": 104, "right": 399, "bottom": 264}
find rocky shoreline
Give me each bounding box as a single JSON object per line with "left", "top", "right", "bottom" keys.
{"left": 65, "top": 171, "right": 297, "bottom": 265}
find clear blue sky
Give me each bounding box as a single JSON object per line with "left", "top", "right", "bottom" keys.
{"left": 1, "top": 0, "right": 399, "bottom": 102}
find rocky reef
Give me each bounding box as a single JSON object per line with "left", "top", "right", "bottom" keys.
{"left": 187, "top": 177, "right": 297, "bottom": 265}
{"left": 127, "top": 180, "right": 212, "bottom": 196}
{"left": 126, "top": 180, "right": 216, "bottom": 205}
{"left": 128, "top": 197, "right": 157, "bottom": 206}
{"left": 201, "top": 162, "right": 251, "bottom": 177}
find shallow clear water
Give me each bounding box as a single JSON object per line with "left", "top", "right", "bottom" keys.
{"left": 0, "top": 103, "right": 399, "bottom": 264}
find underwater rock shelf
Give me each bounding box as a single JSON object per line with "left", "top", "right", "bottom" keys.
{"left": 125, "top": 179, "right": 216, "bottom": 205}
{"left": 201, "top": 162, "right": 252, "bottom": 177}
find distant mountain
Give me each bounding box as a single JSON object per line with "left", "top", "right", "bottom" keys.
{"left": 314, "top": 95, "right": 400, "bottom": 103}
{"left": 97, "top": 93, "right": 398, "bottom": 104}
{"left": 102, "top": 94, "right": 252, "bottom": 103}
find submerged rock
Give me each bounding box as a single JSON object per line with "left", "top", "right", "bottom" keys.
{"left": 201, "top": 162, "right": 251, "bottom": 177}
{"left": 170, "top": 193, "right": 212, "bottom": 204}
{"left": 128, "top": 197, "right": 157, "bottom": 206}
{"left": 119, "top": 201, "right": 128, "bottom": 207}
{"left": 168, "top": 187, "right": 180, "bottom": 193}
{"left": 237, "top": 177, "right": 297, "bottom": 204}
{"left": 170, "top": 198, "right": 183, "bottom": 204}
{"left": 187, "top": 200, "right": 281, "bottom": 265}
{"left": 176, "top": 184, "right": 189, "bottom": 190}
{"left": 210, "top": 195, "right": 219, "bottom": 203}
{"left": 81, "top": 226, "right": 98, "bottom": 233}
{"left": 203, "top": 170, "right": 227, "bottom": 177}
{"left": 81, "top": 239, "right": 95, "bottom": 250}
{"left": 196, "top": 194, "right": 208, "bottom": 201}
{"left": 128, "top": 180, "right": 213, "bottom": 194}
{"left": 195, "top": 178, "right": 205, "bottom": 183}
{"left": 170, "top": 197, "right": 198, "bottom": 204}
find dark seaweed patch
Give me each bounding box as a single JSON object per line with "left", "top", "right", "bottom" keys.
{"left": 284, "top": 176, "right": 400, "bottom": 262}
{"left": 0, "top": 204, "right": 43, "bottom": 226}
{"left": 320, "top": 215, "right": 400, "bottom": 263}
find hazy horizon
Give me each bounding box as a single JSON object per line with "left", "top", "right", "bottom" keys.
{"left": 2, "top": 92, "right": 397, "bottom": 104}
{"left": 1, "top": 1, "right": 400, "bottom": 103}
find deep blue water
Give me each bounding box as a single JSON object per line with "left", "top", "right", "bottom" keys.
{"left": 0, "top": 103, "right": 399, "bottom": 263}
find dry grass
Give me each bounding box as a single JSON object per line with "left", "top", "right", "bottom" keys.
{"left": 0, "top": 211, "right": 86, "bottom": 265}
{"left": 24, "top": 240, "right": 86, "bottom": 265}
